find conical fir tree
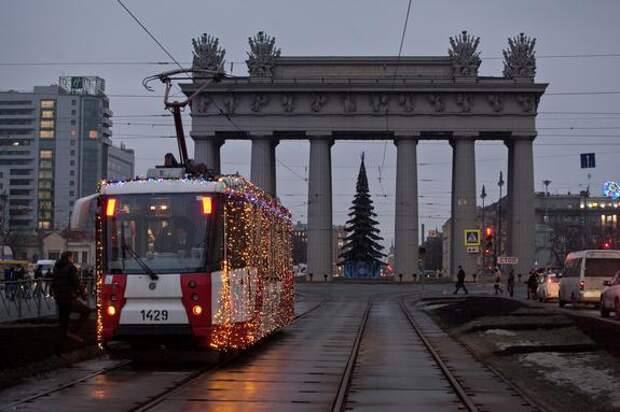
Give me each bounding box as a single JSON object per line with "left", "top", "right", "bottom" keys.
{"left": 339, "top": 153, "right": 385, "bottom": 267}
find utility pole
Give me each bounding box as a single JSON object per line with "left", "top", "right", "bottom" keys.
{"left": 543, "top": 180, "right": 551, "bottom": 224}
{"left": 480, "top": 185, "right": 487, "bottom": 274}
{"left": 496, "top": 172, "right": 505, "bottom": 266}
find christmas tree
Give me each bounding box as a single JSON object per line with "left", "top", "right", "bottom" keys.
{"left": 339, "top": 153, "right": 385, "bottom": 278}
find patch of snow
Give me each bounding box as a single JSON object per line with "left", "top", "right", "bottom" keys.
{"left": 496, "top": 340, "right": 534, "bottom": 351}
{"left": 520, "top": 352, "right": 620, "bottom": 405}
{"left": 423, "top": 303, "right": 453, "bottom": 311}
{"left": 483, "top": 329, "right": 517, "bottom": 337}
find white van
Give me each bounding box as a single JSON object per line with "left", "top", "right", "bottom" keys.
{"left": 35, "top": 259, "right": 56, "bottom": 274}
{"left": 559, "top": 250, "right": 620, "bottom": 307}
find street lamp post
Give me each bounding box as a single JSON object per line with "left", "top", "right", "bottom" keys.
{"left": 480, "top": 185, "right": 487, "bottom": 274}
{"left": 496, "top": 172, "right": 505, "bottom": 267}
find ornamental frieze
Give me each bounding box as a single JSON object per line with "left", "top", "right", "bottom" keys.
{"left": 311, "top": 93, "right": 328, "bottom": 113}
{"left": 398, "top": 93, "right": 416, "bottom": 113}
{"left": 251, "top": 94, "right": 270, "bottom": 112}
{"left": 455, "top": 93, "right": 473, "bottom": 113}
{"left": 369, "top": 93, "right": 390, "bottom": 113}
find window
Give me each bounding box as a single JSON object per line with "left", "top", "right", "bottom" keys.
{"left": 70, "top": 180, "right": 75, "bottom": 186}
{"left": 70, "top": 170, "right": 75, "bottom": 176}
{"left": 88, "top": 130, "right": 98, "bottom": 139}
{"left": 39, "top": 180, "right": 52, "bottom": 189}
{"left": 39, "top": 162, "right": 52, "bottom": 171}
{"left": 71, "top": 110, "right": 76, "bottom": 116}
{"left": 10, "top": 179, "right": 31, "bottom": 186}
{"left": 71, "top": 120, "right": 76, "bottom": 126}
{"left": 70, "top": 140, "right": 76, "bottom": 146}
{"left": 40, "top": 100, "right": 55, "bottom": 109}
{"left": 70, "top": 129, "right": 76, "bottom": 136}
{"left": 82, "top": 251, "right": 88, "bottom": 264}
{"left": 47, "top": 250, "right": 59, "bottom": 259}
{"left": 10, "top": 189, "right": 30, "bottom": 196}
{"left": 39, "top": 150, "right": 53, "bottom": 160}
{"left": 39, "top": 130, "right": 54, "bottom": 139}
{"left": 41, "top": 110, "right": 54, "bottom": 119}
{"left": 70, "top": 150, "right": 75, "bottom": 156}
{"left": 585, "top": 258, "right": 620, "bottom": 278}
{"left": 39, "top": 201, "right": 52, "bottom": 210}
{"left": 72, "top": 100, "right": 77, "bottom": 106}
{"left": 38, "top": 190, "right": 52, "bottom": 199}
{"left": 40, "top": 120, "right": 54, "bottom": 129}
{"left": 69, "top": 191, "right": 75, "bottom": 197}
{"left": 70, "top": 160, "right": 75, "bottom": 166}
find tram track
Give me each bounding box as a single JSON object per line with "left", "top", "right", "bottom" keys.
{"left": 399, "top": 300, "right": 480, "bottom": 412}
{"left": 0, "top": 301, "right": 324, "bottom": 412}
{"left": 130, "top": 300, "right": 324, "bottom": 412}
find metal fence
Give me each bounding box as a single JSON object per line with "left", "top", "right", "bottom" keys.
{"left": 0, "top": 277, "right": 96, "bottom": 323}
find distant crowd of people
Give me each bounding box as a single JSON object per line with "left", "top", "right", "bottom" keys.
{"left": 453, "top": 265, "right": 550, "bottom": 299}
{"left": 1, "top": 254, "right": 93, "bottom": 344}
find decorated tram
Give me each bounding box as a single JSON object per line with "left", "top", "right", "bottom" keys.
{"left": 72, "top": 172, "right": 294, "bottom": 351}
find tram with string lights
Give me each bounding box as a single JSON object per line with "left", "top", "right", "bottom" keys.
{"left": 71, "top": 69, "right": 294, "bottom": 353}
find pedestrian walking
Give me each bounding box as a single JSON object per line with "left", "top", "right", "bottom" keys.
{"left": 507, "top": 269, "right": 515, "bottom": 298}
{"left": 453, "top": 265, "right": 468, "bottom": 295}
{"left": 527, "top": 270, "right": 539, "bottom": 300}
{"left": 494, "top": 266, "right": 504, "bottom": 295}
{"left": 51, "top": 252, "right": 90, "bottom": 344}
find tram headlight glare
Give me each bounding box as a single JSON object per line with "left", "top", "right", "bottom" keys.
{"left": 107, "top": 305, "right": 116, "bottom": 316}
{"left": 192, "top": 305, "right": 202, "bottom": 316}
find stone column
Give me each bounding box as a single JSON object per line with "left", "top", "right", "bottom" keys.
{"left": 393, "top": 137, "right": 419, "bottom": 281}
{"left": 509, "top": 136, "right": 536, "bottom": 275}
{"left": 194, "top": 136, "right": 223, "bottom": 174}
{"left": 250, "top": 136, "right": 278, "bottom": 196}
{"left": 307, "top": 137, "right": 333, "bottom": 282}
{"left": 505, "top": 140, "right": 514, "bottom": 256}
{"left": 451, "top": 137, "right": 478, "bottom": 278}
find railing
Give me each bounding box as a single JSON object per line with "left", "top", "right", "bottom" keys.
{"left": 0, "top": 277, "right": 96, "bottom": 323}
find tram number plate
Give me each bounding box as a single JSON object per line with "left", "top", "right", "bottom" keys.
{"left": 139, "top": 309, "right": 169, "bottom": 322}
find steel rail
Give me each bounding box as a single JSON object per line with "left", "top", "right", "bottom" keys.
{"left": 331, "top": 302, "right": 372, "bottom": 412}
{"left": 0, "top": 359, "right": 132, "bottom": 411}
{"left": 131, "top": 301, "right": 325, "bottom": 412}
{"left": 399, "top": 300, "right": 480, "bottom": 412}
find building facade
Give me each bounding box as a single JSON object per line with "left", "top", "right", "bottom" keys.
{"left": 442, "top": 190, "right": 620, "bottom": 275}
{"left": 0, "top": 76, "right": 134, "bottom": 234}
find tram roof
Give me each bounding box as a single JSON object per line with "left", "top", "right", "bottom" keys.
{"left": 100, "top": 178, "right": 226, "bottom": 195}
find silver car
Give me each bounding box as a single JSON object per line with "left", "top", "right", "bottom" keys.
{"left": 600, "top": 270, "right": 620, "bottom": 318}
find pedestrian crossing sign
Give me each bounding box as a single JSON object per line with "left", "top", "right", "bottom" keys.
{"left": 464, "top": 229, "right": 481, "bottom": 246}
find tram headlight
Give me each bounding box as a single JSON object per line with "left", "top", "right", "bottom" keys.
{"left": 192, "top": 305, "right": 202, "bottom": 316}
{"left": 191, "top": 293, "right": 199, "bottom": 302}
{"left": 107, "top": 305, "right": 116, "bottom": 316}
{"left": 188, "top": 281, "right": 196, "bottom": 289}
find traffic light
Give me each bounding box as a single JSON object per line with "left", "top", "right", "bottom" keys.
{"left": 485, "top": 226, "right": 494, "bottom": 255}
{"left": 602, "top": 241, "right": 612, "bottom": 249}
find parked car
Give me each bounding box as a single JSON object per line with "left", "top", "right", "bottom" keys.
{"left": 558, "top": 249, "right": 620, "bottom": 308}
{"left": 537, "top": 273, "right": 560, "bottom": 302}
{"left": 600, "top": 270, "right": 620, "bottom": 318}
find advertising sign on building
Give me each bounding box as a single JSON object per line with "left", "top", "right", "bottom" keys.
{"left": 59, "top": 76, "right": 105, "bottom": 96}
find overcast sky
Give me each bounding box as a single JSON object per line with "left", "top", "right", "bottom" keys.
{"left": 2, "top": 0, "right": 620, "bottom": 246}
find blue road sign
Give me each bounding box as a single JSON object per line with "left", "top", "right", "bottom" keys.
{"left": 580, "top": 153, "right": 596, "bottom": 169}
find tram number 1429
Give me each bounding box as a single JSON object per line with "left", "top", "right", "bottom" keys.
{"left": 140, "top": 309, "right": 169, "bottom": 322}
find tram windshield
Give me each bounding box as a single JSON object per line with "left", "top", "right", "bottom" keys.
{"left": 104, "top": 193, "right": 222, "bottom": 274}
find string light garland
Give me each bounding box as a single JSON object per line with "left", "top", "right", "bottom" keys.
{"left": 94, "top": 174, "right": 294, "bottom": 350}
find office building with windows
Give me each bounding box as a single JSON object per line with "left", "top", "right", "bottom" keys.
{"left": 0, "top": 76, "right": 135, "bottom": 233}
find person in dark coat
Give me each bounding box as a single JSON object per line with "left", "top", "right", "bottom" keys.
{"left": 454, "top": 266, "right": 468, "bottom": 295}
{"left": 527, "top": 271, "right": 539, "bottom": 300}
{"left": 507, "top": 269, "right": 516, "bottom": 298}
{"left": 51, "top": 252, "right": 90, "bottom": 343}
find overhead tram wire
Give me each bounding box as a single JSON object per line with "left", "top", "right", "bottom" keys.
{"left": 114, "top": 1, "right": 304, "bottom": 182}
{"left": 378, "top": 0, "right": 414, "bottom": 198}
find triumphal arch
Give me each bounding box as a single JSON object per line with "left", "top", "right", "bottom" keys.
{"left": 181, "top": 31, "right": 547, "bottom": 280}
